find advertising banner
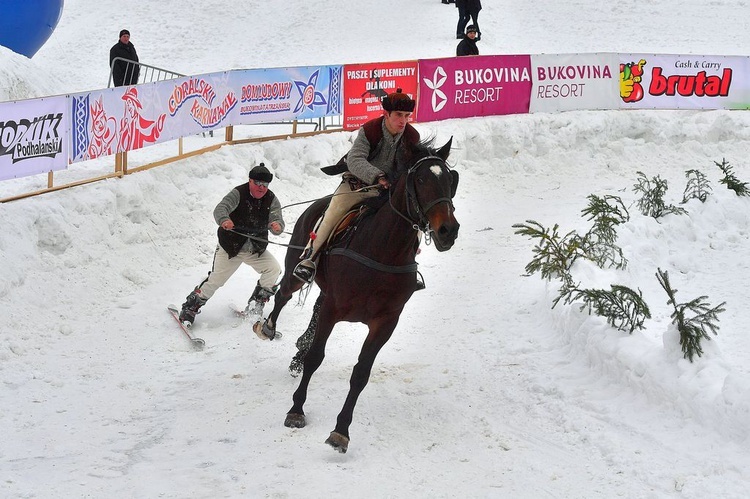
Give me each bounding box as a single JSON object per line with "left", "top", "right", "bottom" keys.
{"left": 416, "top": 55, "right": 532, "bottom": 122}
{"left": 70, "top": 66, "right": 343, "bottom": 164}
{"left": 618, "top": 54, "right": 750, "bottom": 109}
{"left": 530, "top": 53, "right": 620, "bottom": 112}
{"left": 342, "top": 61, "right": 418, "bottom": 131}
{"left": 235, "top": 66, "right": 342, "bottom": 124}
{"left": 0, "top": 96, "right": 69, "bottom": 180}
{"left": 70, "top": 83, "right": 171, "bottom": 162}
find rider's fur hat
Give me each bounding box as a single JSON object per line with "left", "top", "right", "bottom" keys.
{"left": 248, "top": 163, "right": 273, "bottom": 183}
{"left": 381, "top": 88, "right": 415, "bottom": 113}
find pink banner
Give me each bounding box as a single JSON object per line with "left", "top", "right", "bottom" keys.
{"left": 416, "top": 55, "right": 532, "bottom": 122}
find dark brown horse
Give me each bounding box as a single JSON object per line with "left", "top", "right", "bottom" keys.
{"left": 256, "top": 137, "right": 460, "bottom": 453}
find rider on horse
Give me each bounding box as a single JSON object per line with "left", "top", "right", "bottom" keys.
{"left": 293, "top": 88, "right": 421, "bottom": 284}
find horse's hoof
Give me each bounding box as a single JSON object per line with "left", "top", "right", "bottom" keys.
{"left": 284, "top": 413, "right": 306, "bottom": 428}
{"left": 252, "top": 321, "right": 267, "bottom": 339}
{"left": 325, "top": 431, "right": 349, "bottom": 453}
{"left": 253, "top": 320, "right": 278, "bottom": 340}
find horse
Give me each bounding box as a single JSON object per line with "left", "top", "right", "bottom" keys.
{"left": 257, "top": 137, "right": 460, "bottom": 453}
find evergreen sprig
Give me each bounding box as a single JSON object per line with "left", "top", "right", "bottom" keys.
{"left": 682, "top": 169, "right": 712, "bottom": 203}
{"left": 512, "top": 220, "right": 581, "bottom": 286}
{"left": 568, "top": 284, "right": 651, "bottom": 333}
{"left": 656, "top": 268, "right": 726, "bottom": 362}
{"left": 633, "top": 171, "right": 687, "bottom": 218}
{"left": 580, "top": 194, "right": 629, "bottom": 270}
{"left": 715, "top": 158, "right": 750, "bottom": 196}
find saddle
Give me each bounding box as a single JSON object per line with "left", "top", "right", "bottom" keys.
{"left": 316, "top": 207, "right": 367, "bottom": 252}
{"left": 319, "top": 193, "right": 388, "bottom": 252}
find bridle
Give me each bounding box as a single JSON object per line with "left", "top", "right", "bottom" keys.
{"left": 388, "top": 155, "right": 455, "bottom": 244}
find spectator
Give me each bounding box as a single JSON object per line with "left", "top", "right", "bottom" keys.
{"left": 109, "top": 29, "right": 140, "bottom": 87}
{"left": 457, "top": 25, "right": 479, "bottom": 56}
{"left": 456, "top": 0, "right": 482, "bottom": 40}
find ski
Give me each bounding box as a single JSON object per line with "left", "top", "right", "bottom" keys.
{"left": 167, "top": 305, "right": 206, "bottom": 349}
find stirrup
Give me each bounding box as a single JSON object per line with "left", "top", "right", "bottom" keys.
{"left": 293, "top": 261, "right": 316, "bottom": 284}
{"left": 415, "top": 271, "right": 426, "bottom": 291}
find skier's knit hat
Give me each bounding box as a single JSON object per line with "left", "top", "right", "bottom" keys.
{"left": 248, "top": 163, "right": 273, "bottom": 183}
{"left": 381, "top": 88, "right": 415, "bottom": 113}
{"left": 466, "top": 25, "right": 478, "bottom": 34}
{"left": 119, "top": 29, "right": 130, "bottom": 37}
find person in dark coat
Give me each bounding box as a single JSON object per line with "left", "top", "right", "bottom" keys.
{"left": 109, "top": 29, "right": 140, "bottom": 87}
{"left": 456, "top": 0, "right": 482, "bottom": 40}
{"left": 456, "top": 25, "right": 480, "bottom": 56}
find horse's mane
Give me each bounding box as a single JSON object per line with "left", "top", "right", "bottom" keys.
{"left": 393, "top": 137, "right": 439, "bottom": 179}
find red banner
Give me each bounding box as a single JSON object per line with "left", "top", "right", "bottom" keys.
{"left": 342, "top": 61, "right": 418, "bottom": 131}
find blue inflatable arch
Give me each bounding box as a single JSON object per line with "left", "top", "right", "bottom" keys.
{"left": 0, "top": 0, "right": 64, "bottom": 58}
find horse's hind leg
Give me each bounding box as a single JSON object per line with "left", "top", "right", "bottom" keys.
{"left": 289, "top": 293, "right": 323, "bottom": 376}
{"left": 284, "top": 301, "right": 335, "bottom": 428}
{"left": 325, "top": 317, "right": 398, "bottom": 453}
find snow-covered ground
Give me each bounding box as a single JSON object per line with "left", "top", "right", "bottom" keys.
{"left": 2, "top": 1, "right": 750, "bottom": 497}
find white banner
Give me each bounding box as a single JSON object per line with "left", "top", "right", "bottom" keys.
{"left": 530, "top": 53, "right": 620, "bottom": 113}
{"left": 0, "top": 96, "right": 69, "bottom": 180}
{"left": 619, "top": 54, "right": 750, "bottom": 110}
{"left": 69, "top": 66, "right": 343, "bottom": 164}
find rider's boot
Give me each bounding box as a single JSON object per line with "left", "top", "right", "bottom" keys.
{"left": 293, "top": 247, "right": 317, "bottom": 284}
{"left": 293, "top": 259, "right": 316, "bottom": 284}
{"left": 179, "top": 289, "right": 208, "bottom": 327}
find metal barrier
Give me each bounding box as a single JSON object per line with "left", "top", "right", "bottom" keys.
{"left": 108, "top": 57, "right": 185, "bottom": 87}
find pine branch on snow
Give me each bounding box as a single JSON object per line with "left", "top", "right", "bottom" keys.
{"left": 656, "top": 268, "right": 726, "bottom": 362}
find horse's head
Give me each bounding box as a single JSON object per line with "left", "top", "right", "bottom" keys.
{"left": 394, "top": 137, "right": 460, "bottom": 251}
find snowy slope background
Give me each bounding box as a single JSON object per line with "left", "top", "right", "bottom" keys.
{"left": 2, "top": 0, "right": 750, "bottom": 497}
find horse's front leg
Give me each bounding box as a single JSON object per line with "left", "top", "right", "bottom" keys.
{"left": 255, "top": 271, "right": 303, "bottom": 340}
{"left": 284, "top": 300, "right": 335, "bottom": 428}
{"left": 326, "top": 316, "right": 398, "bottom": 453}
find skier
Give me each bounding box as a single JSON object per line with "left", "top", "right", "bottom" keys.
{"left": 179, "top": 163, "right": 285, "bottom": 327}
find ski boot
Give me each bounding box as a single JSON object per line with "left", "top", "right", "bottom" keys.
{"left": 179, "top": 289, "right": 208, "bottom": 327}
{"left": 244, "top": 282, "right": 275, "bottom": 319}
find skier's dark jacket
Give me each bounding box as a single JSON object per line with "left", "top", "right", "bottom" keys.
{"left": 217, "top": 183, "right": 276, "bottom": 258}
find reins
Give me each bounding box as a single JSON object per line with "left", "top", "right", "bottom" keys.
{"left": 231, "top": 155, "right": 454, "bottom": 251}
{"left": 387, "top": 155, "right": 454, "bottom": 244}
{"left": 229, "top": 184, "right": 380, "bottom": 250}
